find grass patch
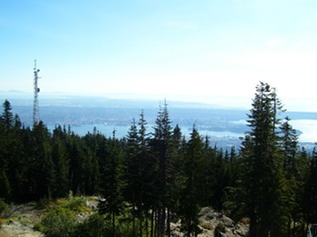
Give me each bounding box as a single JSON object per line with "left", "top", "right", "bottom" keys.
{"left": 64, "top": 196, "right": 88, "bottom": 213}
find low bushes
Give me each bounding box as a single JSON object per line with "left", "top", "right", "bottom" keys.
{"left": 41, "top": 207, "right": 76, "bottom": 237}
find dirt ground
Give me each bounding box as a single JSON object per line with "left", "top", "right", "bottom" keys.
{"left": 0, "top": 232, "right": 13, "bottom": 237}
{"left": 0, "top": 202, "right": 44, "bottom": 237}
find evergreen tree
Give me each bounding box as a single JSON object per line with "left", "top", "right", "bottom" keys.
{"left": 51, "top": 126, "right": 70, "bottom": 197}
{"left": 168, "top": 124, "right": 184, "bottom": 207}
{"left": 280, "top": 117, "right": 298, "bottom": 177}
{"left": 280, "top": 117, "right": 301, "bottom": 235}
{"left": 179, "top": 127, "right": 203, "bottom": 237}
{"left": 166, "top": 124, "right": 184, "bottom": 236}
{"left": 0, "top": 100, "right": 15, "bottom": 199}
{"left": 68, "top": 133, "right": 84, "bottom": 195}
{"left": 137, "top": 111, "right": 152, "bottom": 236}
{"left": 240, "top": 82, "right": 287, "bottom": 236}
{"left": 151, "top": 100, "right": 173, "bottom": 237}
{"left": 31, "top": 122, "right": 56, "bottom": 199}
{"left": 1, "top": 100, "right": 14, "bottom": 131}
{"left": 17, "top": 127, "right": 35, "bottom": 201}
{"left": 227, "top": 146, "right": 239, "bottom": 187}
{"left": 198, "top": 136, "right": 216, "bottom": 208}
{"left": 80, "top": 144, "right": 99, "bottom": 195}
{"left": 304, "top": 148, "right": 317, "bottom": 225}
{"left": 7, "top": 115, "right": 27, "bottom": 201}
{"left": 222, "top": 147, "right": 244, "bottom": 220}
{"left": 125, "top": 118, "right": 140, "bottom": 236}
{"left": 0, "top": 100, "right": 23, "bottom": 198}
{"left": 99, "top": 131, "right": 125, "bottom": 237}
{"left": 125, "top": 112, "right": 152, "bottom": 237}
{"left": 212, "top": 148, "right": 226, "bottom": 210}
{"left": 294, "top": 148, "right": 310, "bottom": 235}
{"left": 83, "top": 127, "right": 107, "bottom": 195}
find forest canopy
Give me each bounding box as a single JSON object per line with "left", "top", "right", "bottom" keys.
{"left": 0, "top": 82, "right": 317, "bottom": 237}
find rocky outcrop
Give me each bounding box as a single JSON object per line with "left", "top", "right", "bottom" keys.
{"left": 0, "top": 220, "right": 43, "bottom": 237}
{"left": 0, "top": 203, "right": 44, "bottom": 237}
{"left": 171, "top": 207, "right": 249, "bottom": 237}
{"left": 0, "top": 201, "right": 248, "bottom": 237}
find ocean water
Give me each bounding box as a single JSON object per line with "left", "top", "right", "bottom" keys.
{"left": 48, "top": 119, "right": 317, "bottom": 143}
{"left": 289, "top": 119, "right": 317, "bottom": 143}
{"left": 48, "top": 123, "right": 244, "bottom": 139}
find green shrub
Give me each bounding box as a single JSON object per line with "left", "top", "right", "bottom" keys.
{"left": 72, "top": 213, "right": 108, "bottom": 237}
{"left": 40, "top": 197, "right": 137, "bottom": 237}
{"left": 72, "top": 213, "right": 137, "bottom": 237}
{"left": 64, "top": 195, "right": 87, "bottom": 213}
{"left": 33, "top": 222, "right": 45, "bottom": 232}
{"left": 41, "top": 207, "right": 76, "bottom": 237}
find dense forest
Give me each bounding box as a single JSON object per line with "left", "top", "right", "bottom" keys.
{"left": 1, "top": 82, "right": 317, "bottom": 237}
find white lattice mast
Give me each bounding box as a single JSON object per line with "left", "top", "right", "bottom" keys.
{"left": 33, "top": 60, "right": 40, "bottom": 125}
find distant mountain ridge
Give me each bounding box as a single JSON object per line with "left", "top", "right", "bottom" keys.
{"left": 0, "top": 91, "right": 243, "bottom": 109}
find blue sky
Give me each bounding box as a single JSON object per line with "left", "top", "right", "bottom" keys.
{"left": 1, "top": 0, "right": 317, "bottom": 111}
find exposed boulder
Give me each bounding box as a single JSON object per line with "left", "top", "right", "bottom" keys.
{"left": 171, "top": 207, "right": 249, "bottom": 237}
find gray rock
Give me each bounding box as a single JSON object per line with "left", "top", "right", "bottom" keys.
{"left": 171, "top": 207, "right": 249, "bottom": 237}
{"left": 1, "top": 220, "right": 43, "bottom": 237}
{"left": 221, "top": 216, "right": 234, "bottom": 228}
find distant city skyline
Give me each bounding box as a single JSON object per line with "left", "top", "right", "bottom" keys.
{"left": 1, "top": 1, "right": 317, "bottom": 112}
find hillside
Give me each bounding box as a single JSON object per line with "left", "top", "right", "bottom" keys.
{"left": 1, "top": 83, "right": 317, "bottom": 236}
{"left": 0, "top": 197, "right": 249, "bottom": 237}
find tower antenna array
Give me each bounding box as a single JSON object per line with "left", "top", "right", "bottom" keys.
{"left": 33, "top": 60, "right": 40, "bottom": 125}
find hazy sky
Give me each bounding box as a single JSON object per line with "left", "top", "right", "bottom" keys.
{"left": 1, "top": 0, "right": 317, "bottom": 111}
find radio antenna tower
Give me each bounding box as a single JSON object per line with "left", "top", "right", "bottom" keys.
{"left": 33, "top": 60, "right": 40, "bottom": 125}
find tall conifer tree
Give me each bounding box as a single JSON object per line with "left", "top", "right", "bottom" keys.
{"left": 99, "top": 131, "right": 125, "bottom": 237}
{"left": 152, "top": 100, "right": 172, "bottom": 237}
{"left": 126, "top": 118, "right": 139, "bottom": 236}
{"left": 51, "top": 127, "right": 70, "bottom": 197}
{"left": 179, "top": 127, "right": 203, "bottom": 237}
{"left": 31, "top": 122, "right": 56, "bottom": 199}
{"left": 280, "top": 116, "right": 301, "bottom": 234}
{"left": 241, "top": 82, "right": 287, "bottom": 236}
{"left": 304, "top": 148, "right": 317, "bottom": 225}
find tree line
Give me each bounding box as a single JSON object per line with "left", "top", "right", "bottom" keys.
{"left": 1, "top": 82, "right": 317, "bottom": 237}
